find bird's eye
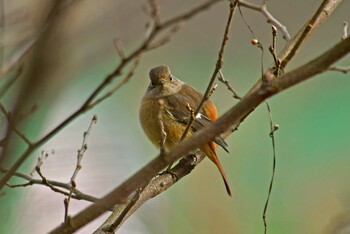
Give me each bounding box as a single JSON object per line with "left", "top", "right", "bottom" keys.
{"left": 169, "top": 76, "right": 173, "bottom": 81}
{"left": 150, "top": 81, "right": 155, "bottom": 87}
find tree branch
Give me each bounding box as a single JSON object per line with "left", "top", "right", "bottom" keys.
{"left": 238, "top": 0, "right": 291, "bottom": 40}
{"left": 0, "top": 167, "right": 98, "bottom": 203}
{"left": 49, "top": 34, "right": 350, "bottom": 234}
{"left": 245, "top": 0, "right": 342, "bottom": 100}
{"left": 94, "top": 153, "right": 204, "bottom": 233}
{"left": 279, "top": 0, "right": 343, "bottom": 69}
{"left": 181, "top": 0, "right": 238, "bottom": 140}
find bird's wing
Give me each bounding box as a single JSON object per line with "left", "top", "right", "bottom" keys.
{"left": 163, "top": 85, "right": 229, "bottom": 152}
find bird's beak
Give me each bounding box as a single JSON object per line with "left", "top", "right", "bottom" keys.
{"left": 158, "top": 79, "right": 165, "bottom": 86}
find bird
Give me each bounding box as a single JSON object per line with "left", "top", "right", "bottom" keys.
{"left": 139, "top": 65, "right": 231, "bottom": 196}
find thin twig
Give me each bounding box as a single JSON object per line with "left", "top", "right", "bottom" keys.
{"left": 238, "top": 3, "right": 265, "bottom": 64}
{"left": 179, "top": 103, "right": 195, "bottom": 142}
{"left": 35, "top": 167, "right": 72, "bottom": 197}
{"left": 269, "top": 26, "right": 281, "bottom": 76}
{"left": 113, "top": 38, "right": 126, "bottom": 60}
{"left": 208, "top": 83, "right": 218, "bottom": 98}
{"left": 64, "top": 115, "right": 97, "bottom": 223}
{"left": 29, "top": 150, "right": 54, "bottom": 176}
{"left": 239, "top": 4, "right": 258, "bottom": 40}
{"left": 148, "top": 0, "right": 161, "bottom": 26}
{"left": 89, "top": 57, "right": 140, "bottom": 107}
{"left": 262, "top": 102, "right": 279, "bottom": 234}
{"left": 218, "top": 70, "right": 241, "bottom": 99}
{"left": 146, "top": 22, "right": 184, "bottom": 51}
{"left": 0, "top": 166, "right": 98, "bottom": 203}
{"left": 238, "top": 0, "right": 290, "bottom": 40}
{"left": 279, "top": 0, "right": 343, "bottom": 69}
{"left": 104, "top": 188, "right": 142, "bottom": 233}
{"left": 180, "top": 0, "right": 238, "bottom": 141}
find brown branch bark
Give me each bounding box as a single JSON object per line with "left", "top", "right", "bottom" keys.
{"left": 245, "top": 0, "right": 342, "bottom": 101}
{"left": 93, "top": 153, "right": 204, "bottom": 233}
{"left": 49, "top": 35, "right": 350, "bottom": 234}
{"left": 280, "top": 0, "right": 343, "bottom": 68}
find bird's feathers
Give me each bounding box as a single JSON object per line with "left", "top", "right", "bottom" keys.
{"left": 162, "top": 84, "right": 229, "bottom": 153}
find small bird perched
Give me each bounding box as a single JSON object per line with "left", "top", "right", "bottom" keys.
{"left": 139, "top": 65, "right": 231, "bottom": 196}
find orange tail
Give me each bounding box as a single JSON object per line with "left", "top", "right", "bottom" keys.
{"left": 200, "top": 142, "right": 232, "bottom": 196}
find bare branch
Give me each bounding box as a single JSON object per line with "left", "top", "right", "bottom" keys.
{"left": 35, "top": 167, "right": 73, "bottom": 198}
{"left": 238, "top": 0, "right": 291, "bottom": 40}
{"left": 29, "top": 150, "right": 54, "bottom": 177}
{"left": 89, "top": 57, "right": 140, "bottom": 107}
{"left": 279, "top": 0, "right": 343, "bottom": 69}
{"left": 49, "top": 36, "right": 350, "bottom": 234}
{"left": 245, "top": 0, "right": 342, "bottom": 100}
{"left": 269, "top": 26, "right": 281, "bottom": 76}
{"left": 64, "top": 115, "right": 97, "bottom": 222}
{"left": 0, "top": 166, "right": 98, "bottom": 203}
{"left": 146, "top": 22, "right": 184, "bottom": 51}
{"left": 218, "top": 70, "right": 241, "bottom": 100}
{"left": 70, "top": 115, "right": 97, "bottom": 184}
{"left": 262, "top": 102, "right": 279, "bottom": 234}
{"left": 94, "top": 153, "right": 204, "bottom": 233}
{"left": 148, "top": 0, "right": 161, "bottom": 26}
{"left": 113, "top": 38, "right": 126, "bottom": 60}
{"left": 208, "top": 83, "right": 218, "bottom": 98}
{"left": 181, "top": 0, "right": 238, "bottom": 141}
{"left": 102, "top": 188, "right": 142, "bottom": 233}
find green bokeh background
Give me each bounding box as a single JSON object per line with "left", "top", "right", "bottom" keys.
{"left": 1, "top": 0, "right": 350, "bottom": 233}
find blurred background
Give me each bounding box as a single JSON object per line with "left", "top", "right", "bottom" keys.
{"left": 0, "top": 0, "right": 350, "bottom": 233}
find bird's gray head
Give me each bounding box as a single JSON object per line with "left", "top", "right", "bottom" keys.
{"left": 145, "top": 65, "right": 183, "bottom": 98}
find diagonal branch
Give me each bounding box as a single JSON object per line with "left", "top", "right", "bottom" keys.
{"left": 94, "top": 153, "right": 204, "bottom": 233}
{"left": 245, "top": 0, "right": 342, "bottom": 99}
{"left": 279, "top": 0, "right": 343, "bottom": 69}
{"left": 49, "top": 35, "right": 350, "bottom": 234}
{"left": 181, "top": 0, "right": 238, "bottom": 140}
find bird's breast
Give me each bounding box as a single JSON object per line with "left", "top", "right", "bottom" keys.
{"left": 139, "top": 96, "right": 187, "bottom": 149}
